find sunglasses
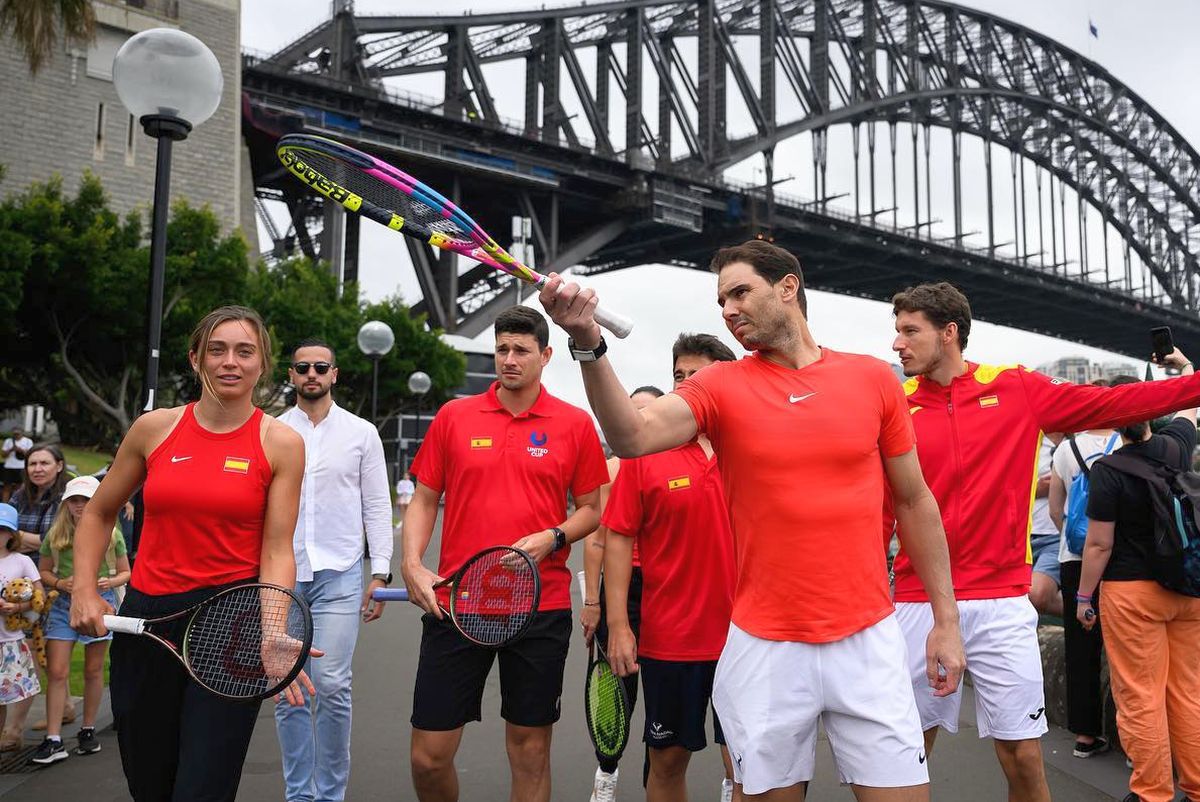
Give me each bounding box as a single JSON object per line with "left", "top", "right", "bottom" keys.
{"left": 291, "top": 361, "right": 333, "bottom": 376}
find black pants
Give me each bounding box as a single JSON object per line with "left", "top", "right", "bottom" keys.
{"left": 1060, "top": 560, "right": 1105, "bottom": 738}
{"left": 111, "top": 584, "right": 262, "bottom": 802}
{"left": 595, "top": 567, "right": 643, "bottom": 773}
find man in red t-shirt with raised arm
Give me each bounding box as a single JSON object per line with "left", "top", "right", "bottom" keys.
{"left": 539, "top": 240, "right": 964, "bottom": 802}
{"left": 401, "top": 306, "right": 609, "bottom": 802}
{"left": 890, "top": 282, "right": 1200, "bottom": 802}
{"left": 603, "top": 332, "right": 738, "bottom": 802}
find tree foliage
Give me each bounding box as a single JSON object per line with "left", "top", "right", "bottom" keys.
{"left": 0, "top": 0, "right": 94, "bottom": 74}
{"left": 0, "top": 172, "right": 464, "bottom": 448}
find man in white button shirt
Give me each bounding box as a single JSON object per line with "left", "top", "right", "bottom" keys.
{"left": 275, "top": 338, "right": 394, "bottom": 802}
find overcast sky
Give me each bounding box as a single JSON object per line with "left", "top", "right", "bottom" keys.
{"left": 241, "top": 0, "right": 1200, "bottom": 404}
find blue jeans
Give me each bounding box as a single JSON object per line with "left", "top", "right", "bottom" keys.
{"left": 274, "top": 568, "right": 363, "bottom": 802}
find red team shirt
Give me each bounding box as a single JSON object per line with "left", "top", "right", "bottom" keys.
{"left": 601, "top": 442, "right": 735, "bottom": 661}
{"left": 411, "top": 382, "right": 609, "bottom": 611}
{"left": 136, "top": 404, "right": 271, "bottom": 594}
{"left": 675, "top": 349, "right": 914, "bottom": 643}
{"left": 893, "top": 363, "right": 1200, "bottom": 602}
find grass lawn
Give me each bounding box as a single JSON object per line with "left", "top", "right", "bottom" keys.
{"left": 61, "top": 445, "right": 114, "bottom": 477}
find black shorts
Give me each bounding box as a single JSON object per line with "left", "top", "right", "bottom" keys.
{"left": 640, "top": 657, "right": 724, "bottom": 752}
{"left": 411, "top": 609, "right": 571, "bottom": 731}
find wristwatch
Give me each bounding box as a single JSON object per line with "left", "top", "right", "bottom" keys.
{"left": 550, "top": 527, "right": 568, "bottom": 552}
{"left": 567, "top": 336, "right": 608, "bottom": 362}
{"left": 372, "top": 572, "right": 393, "bottom": 586}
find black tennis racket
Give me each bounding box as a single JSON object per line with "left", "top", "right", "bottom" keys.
{"left": 374, "top": 546, "right": 540, "bottom": 647}
{"left": 103, "top": 583, "right": 313, "bottom": 701}
{"left": 585, "top": 637, "right": 632, "bottom": 761}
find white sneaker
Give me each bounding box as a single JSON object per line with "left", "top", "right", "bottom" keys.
{"left": 589, "top": 767, "right": 618, "bottom": 802}
{"left": 720, "top": 778, "right": 734, "bottom": 802}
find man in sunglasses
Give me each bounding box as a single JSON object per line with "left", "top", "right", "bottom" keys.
{"left": 274, "top": 338, "right": 394, "bottom": 802}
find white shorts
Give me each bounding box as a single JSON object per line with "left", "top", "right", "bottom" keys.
{"left": 712, "top": 615, "right": 928, "bottom": 794}
{"left": 895, "top": 596, "right": 1048, "bottom": 741}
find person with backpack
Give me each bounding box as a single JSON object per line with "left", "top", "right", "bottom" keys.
{"left": 1049, "top": 408, "right": 1120, "bottom": 760}
{"left": 1077, "top": 351, "right": 1200, "bottom": 802}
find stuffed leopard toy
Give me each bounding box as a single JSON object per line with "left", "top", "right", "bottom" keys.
{"left": 3, "top": 578, "right": 53, "bottom": 668}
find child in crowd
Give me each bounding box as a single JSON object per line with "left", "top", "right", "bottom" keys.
{"left": 0, "top": 503, "right": 43, "bottom": 744}
{"left": 33, "top": 476, "right": 129, "bottom": 764}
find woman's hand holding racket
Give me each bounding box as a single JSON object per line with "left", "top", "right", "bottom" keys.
{"left": 263, "top": 631, "right": 323, "bottom": 707}
{"left": 70, "top": 587, "right": 116, "bottom": 637}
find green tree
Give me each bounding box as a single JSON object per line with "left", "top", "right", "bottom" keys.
{"left": 1, "top": 173, "right": 465, "bottom": 447}
{"left": 0, "top": 0, "right": 94, "bottom": 74}
{"left": 246, "top": 257, "right": 465, "bottom": 424}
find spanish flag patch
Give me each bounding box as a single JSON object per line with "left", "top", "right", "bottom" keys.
{"left": 223, "top": 456, "right": 251, "bottom": 474}
{"left": 979, "top": 395, "right": 1000, "bottom": 408}
{"left": 470, "top": 437, "right": 493, "bottom": 449}
{"left": 667, "top": 476, "right": 691, "bottom": 491}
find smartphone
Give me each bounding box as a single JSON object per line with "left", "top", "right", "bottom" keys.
{"left": 1151, "top": 326, "right": 1174, "bottom": 362}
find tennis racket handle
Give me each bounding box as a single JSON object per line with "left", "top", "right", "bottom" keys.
{"left": 103, "top": 615, "right": 145, "bottom": 636}
{"left": 593, "top": 303, "right": 634, "bottom": 339}
{"left": 372, "top": 589, "right": 410, "bottom": 601}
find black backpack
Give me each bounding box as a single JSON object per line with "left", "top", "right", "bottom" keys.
{"left": 1099, "top": 437, "right": 1200, "bottom": 598}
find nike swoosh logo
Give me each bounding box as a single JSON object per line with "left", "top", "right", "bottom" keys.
{"left": 1028, "top": 707, "right": 1045, "bottom": 721}
{"left": 919, "top": 753, "right": 927, "bottom": 764}
{"left": 171, "top": 456, "right": 192, "bottom": 463}
{"left": 788, "top": 393, "right": 816, "bottom": 403}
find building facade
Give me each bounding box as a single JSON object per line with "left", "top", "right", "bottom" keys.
{"left": 0, "top": 0, "right": 253, "bottom": 245}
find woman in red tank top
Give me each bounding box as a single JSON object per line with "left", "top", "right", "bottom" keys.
{"left": 68, "top": 306, "right": 313, "bottom": 801}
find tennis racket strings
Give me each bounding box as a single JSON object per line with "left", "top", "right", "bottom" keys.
{"left": 282, "top": 146, "right": 470, "bottom": 241}
{"left": 586, "top": 654, "right": 630, "bottom": 759}
{"left": 450, "top": 547, "right": 539, "bottom": 646}
{"left": 183, "top": 585, "right": 309, "bottom": 699}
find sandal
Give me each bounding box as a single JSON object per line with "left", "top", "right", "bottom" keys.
{"left": 0, "top": 737, "right": 21, "bottom": 752}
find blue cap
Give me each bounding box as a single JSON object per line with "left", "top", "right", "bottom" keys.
{"left": 0, "top": 503, "right": 16, "bottom": 532}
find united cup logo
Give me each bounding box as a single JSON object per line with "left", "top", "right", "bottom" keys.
{"left": 527, "top": 431, "right": 549, "bottom": 458}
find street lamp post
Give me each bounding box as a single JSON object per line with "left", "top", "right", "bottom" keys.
{"left": 407, "top": 371, "right": 432, "bottom": 466}
{"left": 113, "top": 29, "right": 223, "bottom": 412}
{"left": 357, "top": 320, "right": 395, "bottom": 425}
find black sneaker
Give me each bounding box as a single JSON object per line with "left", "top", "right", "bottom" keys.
{"left": 75, "top": 728, "right": 100, "bottom": 755}
{"left": 30, "top": 737, "right": 68, "bottom": 765}
{"left": 1073, "top": 737, "right": 1110, "bottom": 758}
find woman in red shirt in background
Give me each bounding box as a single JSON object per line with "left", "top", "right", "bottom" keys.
{"left": 69, "top": 306, "right": 314, "bottom": 802}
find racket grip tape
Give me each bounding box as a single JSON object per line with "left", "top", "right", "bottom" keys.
{"left": 103, "top": 615, "right": 146, "bottom": 635}
{"left": 372, "top": 589, "right": 410, "bottom": 601}
{"left": 593, "top": 304, "right": 634, "bottom": 339}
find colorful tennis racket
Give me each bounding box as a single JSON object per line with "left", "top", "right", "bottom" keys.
{"left": 373, "top": 546, "right": 540, "bottom": 647}
{"left": 102, "top": 583, "right": 313, "bottom": 701}
{"left": 276, "top": 133, "right": 633, "bottom": 339}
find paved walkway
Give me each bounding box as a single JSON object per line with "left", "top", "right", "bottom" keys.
{"left": 0, "top": 525, "right": 1139, "bottom": 800}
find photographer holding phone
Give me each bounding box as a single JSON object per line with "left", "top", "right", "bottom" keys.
{"left": 1, "top": 428, "right": 32, "bottom": 504}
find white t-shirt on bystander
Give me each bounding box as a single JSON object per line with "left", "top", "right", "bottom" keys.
{"left": 2, "top": 437, "right": 32, "bottom": 471}
{"left": 0, "top": 552, "right": 40, "bottom": 642}
{"left": 1052, "top": 431, "right": 1120, "bottom": 563}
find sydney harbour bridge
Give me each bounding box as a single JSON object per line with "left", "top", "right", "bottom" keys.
{"left": 240, "top": 0, "right": 1200, "bottom": 356}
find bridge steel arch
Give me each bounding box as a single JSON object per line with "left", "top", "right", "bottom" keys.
{"left": 247, "top": 0, "right": 1200, "bottom": 355}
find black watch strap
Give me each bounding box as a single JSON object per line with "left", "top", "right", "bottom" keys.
{"left": 567, "top": 336, "right": 608, "bottom": 362}
{"left": 551, "top": 527, "right": 567, "bottom": 552}
{"left": 372, "top": 572, "right": 393, "bottom": 585}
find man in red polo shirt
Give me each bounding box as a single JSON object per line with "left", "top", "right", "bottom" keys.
{"left": 603, "top": 332, "right": 738, "bottom": 802}
{"left": 401, "top": 306, "right": 609, "bottom": 802}
{"left": 537, "top": 241, "right": 964, "bottom": 801}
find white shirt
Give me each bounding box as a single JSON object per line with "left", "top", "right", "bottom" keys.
{"left": 2, "top": 437, "right": 32, "bottom": 470}
{"left": 1031, "top": 438, "right": 1057, "bottom": 535}
{"left": 278, "top": 402, "right": 393, "bottom": 582}
{"left": 395, "top": 479, "right": 415, "bottom": 497}
{"left": 1051, "top": 431, "right": 1120, "bottom": 563}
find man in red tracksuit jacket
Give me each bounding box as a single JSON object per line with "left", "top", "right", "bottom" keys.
{"left": 890, "top": 282, "right": 1200, "bottom": 802}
